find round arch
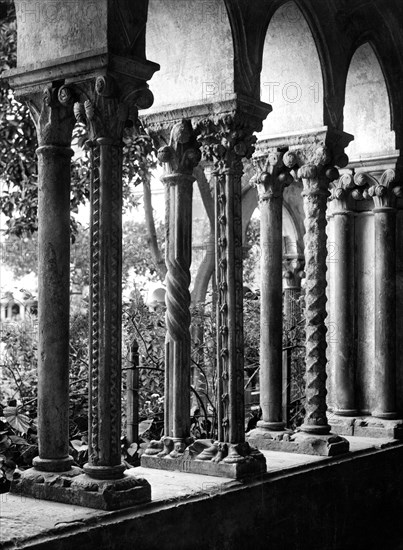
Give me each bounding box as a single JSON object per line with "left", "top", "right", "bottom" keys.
{"left": 259, "top": 1, "right": 324, "bottom": 138}
{"left": 344, "top": 42, "right": 396, "bottom": 160}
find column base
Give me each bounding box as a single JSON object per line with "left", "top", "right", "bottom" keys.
{"left": 329, "top": 414, "right": 403, "bottom": 439}
{"left": 32, "top": 455, "right": 74, "bottom": 472}
{"left": 141, "top": 438, "right": 266, "bottom": 479}
{"left": 247, "top": 428, "right": 349, "bottom": 456}
{"left": 11, "top": 466, "right": 151, "bottom": 511}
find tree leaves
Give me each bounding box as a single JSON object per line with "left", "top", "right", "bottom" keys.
{"left": 2, "top": 404, "right": 32, "bottom": 434}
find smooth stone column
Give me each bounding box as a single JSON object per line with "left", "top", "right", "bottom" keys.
{"left": 31, "top": 86, "right": 76, "bottom": 473}
{"left": 254, "top": 150, "right": 294, "bottom": 432}
{"left": 369, "top": 170, "right": 400, "bottom": 419}
{"left": 34, "top": 144, "right": 74, "bottom": 473}
{"left": 329, "top": 174, "right": 358, "bottom": 416}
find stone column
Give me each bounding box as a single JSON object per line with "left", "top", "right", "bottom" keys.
{"left": 298, "top": 160, "right": 334, "bottom": 435}
{"left": 157, "top": 120, "right": 201, "bottom": 456}
{"left": 367, "top": 170, "right": 401, "bottom": 419}
{"left": 65, "top": 76, "right": 153, "bottom": 507}
{"left": 196, "top": 109, "right": 268, "bottom": 472}
{"left": 250, "top": 149, "right": 295, "bottom": 437}
{"left": 31, "top": 85, "right": 75, "bottom": 473}
{"left": 126, "top": 339, "right": 139, "bottom": 447}
{"left": 292, "top": 139, "right": 350, "bottom": 455}
{"left": 328, "top": 174, "right": 359, "bottom": 417}
{"left": 141, "top": 100, "right": 270, "bottom": 478}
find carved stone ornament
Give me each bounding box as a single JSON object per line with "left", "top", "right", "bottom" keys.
{"left": 363, "top": 169, "right": 401, "bottom": 209}
{"left": 283, "top": 257, "right": 305, "bottom": 288}
{"left": 253, "top": 149, "right": 296, "bottom": 202}
{"left": 157, "top": 118, "right": 201, "bottom": 175}
{"left": 197, "top": 111, "right": 260, "bottom": 174}
{"left": 27, "top": 84, "right": 76, "bottom": 147}
{"left": 142, "top": 437, "right": 266, "bottom": 479}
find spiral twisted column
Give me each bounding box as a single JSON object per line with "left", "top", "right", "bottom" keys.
{"left": 157, "top": 120, "right": 201, "bottom": 455}
{"left": 299, "top": 164, "right": 332, "bottom": 434}
{"left": 164, "top": 174, "right": 194, "bottom": 447}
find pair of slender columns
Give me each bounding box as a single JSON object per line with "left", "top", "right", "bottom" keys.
{"left": 147, "top": 112, "right": 268, "bottom": 466}
{"left": 329, "top": 170, "right": 400, "bottom": 420}
{"left": 157, "top": 118, "right": 253, "bottom": 451}
{"left": 29, "top": 80, "right": 150, "bottom": 481}
{"left": 357, "top": 170, "right": 400, "bottom": 418}
{"left": 253, "top": 149, "right": 342, "bottom": 436}
{"left": 247, "top": 140, "right": 351, "bottom": 450}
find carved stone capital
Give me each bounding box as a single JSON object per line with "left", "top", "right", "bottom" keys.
{"left": 283, "top": 257, "right": 305, "bottom": 289}
{"left": 198, "top": 111, "right": 259, "bottom": 174}
{"left": 157, "top": 119, "right": 201, "bottom": 176}
{"left": 27, "top": 84, "right": 76, "bottom": 147}
{"left": 366, "top": 169, "right": 401, "bottom": 210}
{"left": 329, "top": 173, "right": 357, "bottom": 212}
{"left": 253, "top": 148, "right": 296, "bottom": 202}
{"left": 70, "top": 75, "right": 153, "bottom": 143}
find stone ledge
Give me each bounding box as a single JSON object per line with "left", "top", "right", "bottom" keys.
{"left": 3, "top": 442, "right": 403, "bottom": 550}
{"left": 329, "top": 415, "right": 403, "bottom": 439}
{"left": 141, "top": 454, "right": 266, "bottom": 479}
{"left": 247, "top": 430, "right": 350, "bottom": 456}
{"left": 11, "top": 467, "right": 151, "bottom": 511}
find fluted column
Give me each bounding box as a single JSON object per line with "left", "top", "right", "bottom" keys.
{"left": 158, "top": 120, "right": 201, "bottom": 455}
{"left": 328, "top": 174, "right": 359, "bottom": 416}
{"left": 254, "top": 149, "right": 295, "bottom": 432}
{"left": 30, "top": 85, "right": 75, "bottom": 473}
{"left": 366, "top": 170, "right": 401, "bottom": 419}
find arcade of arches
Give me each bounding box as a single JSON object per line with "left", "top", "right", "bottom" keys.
{"left": 3, "top": 0, "right": 403, "bottom": 548}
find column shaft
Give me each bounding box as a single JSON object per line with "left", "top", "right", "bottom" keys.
{"left": 164, "top": 175, "right": 193, "bottom": 444}
{"left": 333, "top": 211, "right": 357, "bottom": 415}
{"left": 216, "top": 169, "right": 245, "bottom": 444}
{"left": 85, "top": 138, "right": 124, "bottom": 479}
{"left": 300, "top": 171, "right": 330, "bottom": 435}
{"left": 373, "top": 208, "right": 397, "bottom": 418}
{"left": 34, "top": 145, "right": 73, "bottom": 472}
{"left": 258, "top": 196, "right": 284, "bottom": 429}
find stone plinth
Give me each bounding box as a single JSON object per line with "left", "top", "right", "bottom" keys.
{"left": 247, "top": 429, "right": 349, "bottom": 456}
{"left": 11, "top": 467, "right": 151, "bottom": 511}
{"left": 141, "top": 439, "right": 266, "bottom": 480}
{"left": 329, "top": 415, "right": 403, "bottom": 440}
